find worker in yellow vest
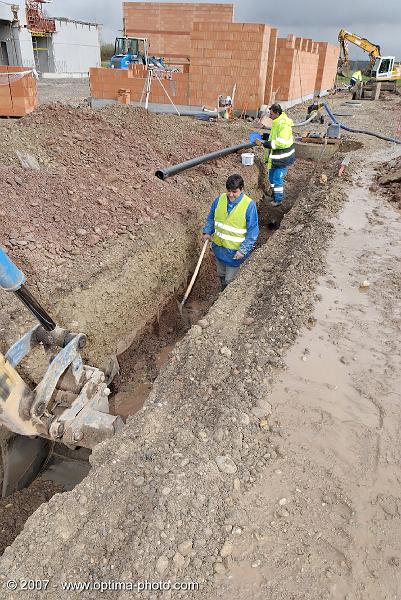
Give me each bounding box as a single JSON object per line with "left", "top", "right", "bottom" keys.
{"left": 255, "top": 103, "right": 295, "bottom": 206}
{"left": 349, "top": 70, "right": 363, "bottom": 88}
{"left": 202, "top": 174, "right": 259, "bottom": 290}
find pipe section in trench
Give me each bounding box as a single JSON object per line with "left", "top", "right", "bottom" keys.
{"left": 155, "top": 141, "right": 254, "bottom": 180}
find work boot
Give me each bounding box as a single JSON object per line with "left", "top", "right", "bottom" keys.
{"left": 220, "top": 277, "right": 227, "bottom": 291}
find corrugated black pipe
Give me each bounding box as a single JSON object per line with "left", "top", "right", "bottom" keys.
{"left": 155, "top": 141, "right": 254, "bottom": 180}
{"left": 323, "top": 102, "right": 401, "bottom": 145}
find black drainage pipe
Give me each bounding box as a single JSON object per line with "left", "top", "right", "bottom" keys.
{"left": 155, "top": 141, "right": 254, "bottom": 180}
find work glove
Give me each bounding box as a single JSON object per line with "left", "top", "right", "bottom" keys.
{"left": 263, "top": 140, "right": 272, "bottom": 149}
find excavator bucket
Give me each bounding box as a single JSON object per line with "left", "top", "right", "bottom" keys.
{"left": 0, "top": 434, "right": 52, "bottom": 498}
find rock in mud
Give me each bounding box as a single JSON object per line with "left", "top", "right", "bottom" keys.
{"left": 214, "top": 561, "right": 226, "bottom": 574}
{"left": 215, "top": 456, "right": 237, "bottom": 474}
{"left": 220, "top": 540, "right": 233, "bottom": 558}
{"left": 156, "top": 556, "right": 169, "bottom": 575}
{"left": 178, "top": 540, "right": 193, "bottom": 556}
{"left": 220, "top": 346, "right": 232, "bottom": 358}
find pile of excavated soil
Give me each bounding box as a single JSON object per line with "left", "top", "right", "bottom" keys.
{"left": 375, "top": 154, "right": 401, "bottom": 208}
{"left": 0, "top": 104, "right": 266, "bottom": 368}
{"left": 0, "top": 104, "right": 254, "bottom": 289}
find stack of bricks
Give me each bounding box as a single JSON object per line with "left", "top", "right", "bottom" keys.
{"left": 189, "top": 22, "right": 271, "bottom": 112}
{"left": 272, "top": 35, "right": 320, "bottom": 104}
{"left": 123, "top": 2, "right": 234, "bottom": 59}
{"left": 315, "top": 42, "right": 339, "bottom": 95}
{"left": 0, "top": 67, "right": 38, "bottom": 117}
{"left": 90, "top": 66, "right": 191, "bottom": 106}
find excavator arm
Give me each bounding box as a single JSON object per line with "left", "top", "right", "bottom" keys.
{"left": 338, "top": 29, "right": 381, "bottom": 75}
{"left": 0, "top": 248, "right": 123, "bottom": 497}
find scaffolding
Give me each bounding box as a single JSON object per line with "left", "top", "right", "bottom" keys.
{"left": 26, "top": 1, "right": 56, "bottom": 34}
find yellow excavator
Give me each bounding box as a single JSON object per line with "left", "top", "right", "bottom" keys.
{"left": 338, "top": 29, "right": 401, "bottom": 82}
{"left": 0, "top": 248, "right": 123, "bottom": 497}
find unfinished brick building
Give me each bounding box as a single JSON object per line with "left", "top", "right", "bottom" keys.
{"left": 90, "top": 2, "right": 339, "bottom": 113}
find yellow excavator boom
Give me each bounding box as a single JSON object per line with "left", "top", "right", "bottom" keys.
{"left": 338, "top": 29, "right": 401, "bottom": 82}
{"left": 338, "top": 29, "right": 381, "bottom": 72}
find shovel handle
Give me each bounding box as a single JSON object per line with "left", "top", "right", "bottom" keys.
{"left": 181, "top": 240, "right": 209, "bottom": 307}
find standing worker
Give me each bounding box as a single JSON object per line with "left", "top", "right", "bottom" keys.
{"left": 349, "top": 69, "right": 363, "bottom": 88}
{"left": 203, "top": 174, "right": 259, "bottom": 291}
{"left": 255, "top": 103, "right": 295, "bottom": 207}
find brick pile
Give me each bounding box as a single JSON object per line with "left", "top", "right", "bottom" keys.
{"left": 123, "top": 2, "right": 234, "bottom": 59}
{"left": 0, "top": 67, "right": 38, "bottom": 117}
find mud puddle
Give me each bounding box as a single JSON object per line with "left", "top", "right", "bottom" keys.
{"left": 220, "top": 160, "right": 401, "bottom": 600}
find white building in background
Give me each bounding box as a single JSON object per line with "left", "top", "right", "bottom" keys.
{"left": 0, "top": 0, "right": 101, "bottom": 77}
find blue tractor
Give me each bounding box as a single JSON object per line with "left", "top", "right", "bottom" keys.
{"left": 110, "top": 37, "right": 149, "bottom": 69}
{"left": 110, "top": 36, "right": 168, "bottom": 70}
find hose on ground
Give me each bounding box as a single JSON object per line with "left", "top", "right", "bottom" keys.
{"left": 293, "top": 109, "right": 323, "bottom": 128}
{"left": 261, "top": 108, "right": 323, "bottom": 132}
{"left": 323, "top": 102, "right": 401, "bottom": 145}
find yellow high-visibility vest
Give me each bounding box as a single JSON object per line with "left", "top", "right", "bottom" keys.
{"left": 213, "top": 193, "right": 251, "bottom": 250}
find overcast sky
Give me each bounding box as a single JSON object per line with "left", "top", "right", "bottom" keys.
{"left": 49, "top": 0, "right": 401, "bottom": 58}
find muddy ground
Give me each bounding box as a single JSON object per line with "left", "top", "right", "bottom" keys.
{"left": 0, "top": 90, "right": 401, "bottom": 599}
{"left": 375, "top": 154, "right": 401, "bottom": 208}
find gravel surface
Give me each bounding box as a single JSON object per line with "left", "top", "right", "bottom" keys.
{"left": 37, "top": 79, "right": 90, "bottom": 106}
{"left": 0, "top": 480, "right": 62, "bottom": 556}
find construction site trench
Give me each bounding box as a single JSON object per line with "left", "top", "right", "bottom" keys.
{"left": 1, "top": 92, "right": 401, "bottom": 599}
{"left": 0, "top": 103, "right": 303, "bottom": 549}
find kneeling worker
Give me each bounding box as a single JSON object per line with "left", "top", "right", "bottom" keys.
{"left": 202, "top": 174, "right": 259, "bottom": 291}
{"left": 349, "top": 69, "right": 363, "bottom": 89}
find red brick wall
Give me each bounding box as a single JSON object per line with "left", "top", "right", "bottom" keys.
{"left": 123, "top": 2, "right": 234, "bottom": 59}
{"left": 189, "top": 22, "right": 271, "bottom": 111}
{"left": 0, "top": 67, "right": 38, "bottom": 117}
{"left": 90, "top": 67, "right": 191, "bottom": 106}
{"left": 272, "top": 35, "right": 319, "bottom": 103}
{"left": 94, "top": 4, "right": 340, "bottom": 112}
{"left": 315, "top": 42, "right": 339, "bottom": 93}
{"left": 264, "top": 27, "right": 278, "bottom": 106}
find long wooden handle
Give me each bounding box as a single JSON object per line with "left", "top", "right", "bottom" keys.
{"left": 181, "top": 240, "right": 209, "bottom": 306}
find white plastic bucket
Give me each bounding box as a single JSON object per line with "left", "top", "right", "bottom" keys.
{"left": 241, "top": 152, "right": 254, "bottom": 166}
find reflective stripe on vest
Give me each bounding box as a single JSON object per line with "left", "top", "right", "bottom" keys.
{"left": 213, "top": 193, "right": 251, "bottom": 250}
{"left": 264, "top": 146, "right": 295, "bottom": 166}
{"left": 270, "top": 147, "right": 295, "bottom": 159}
